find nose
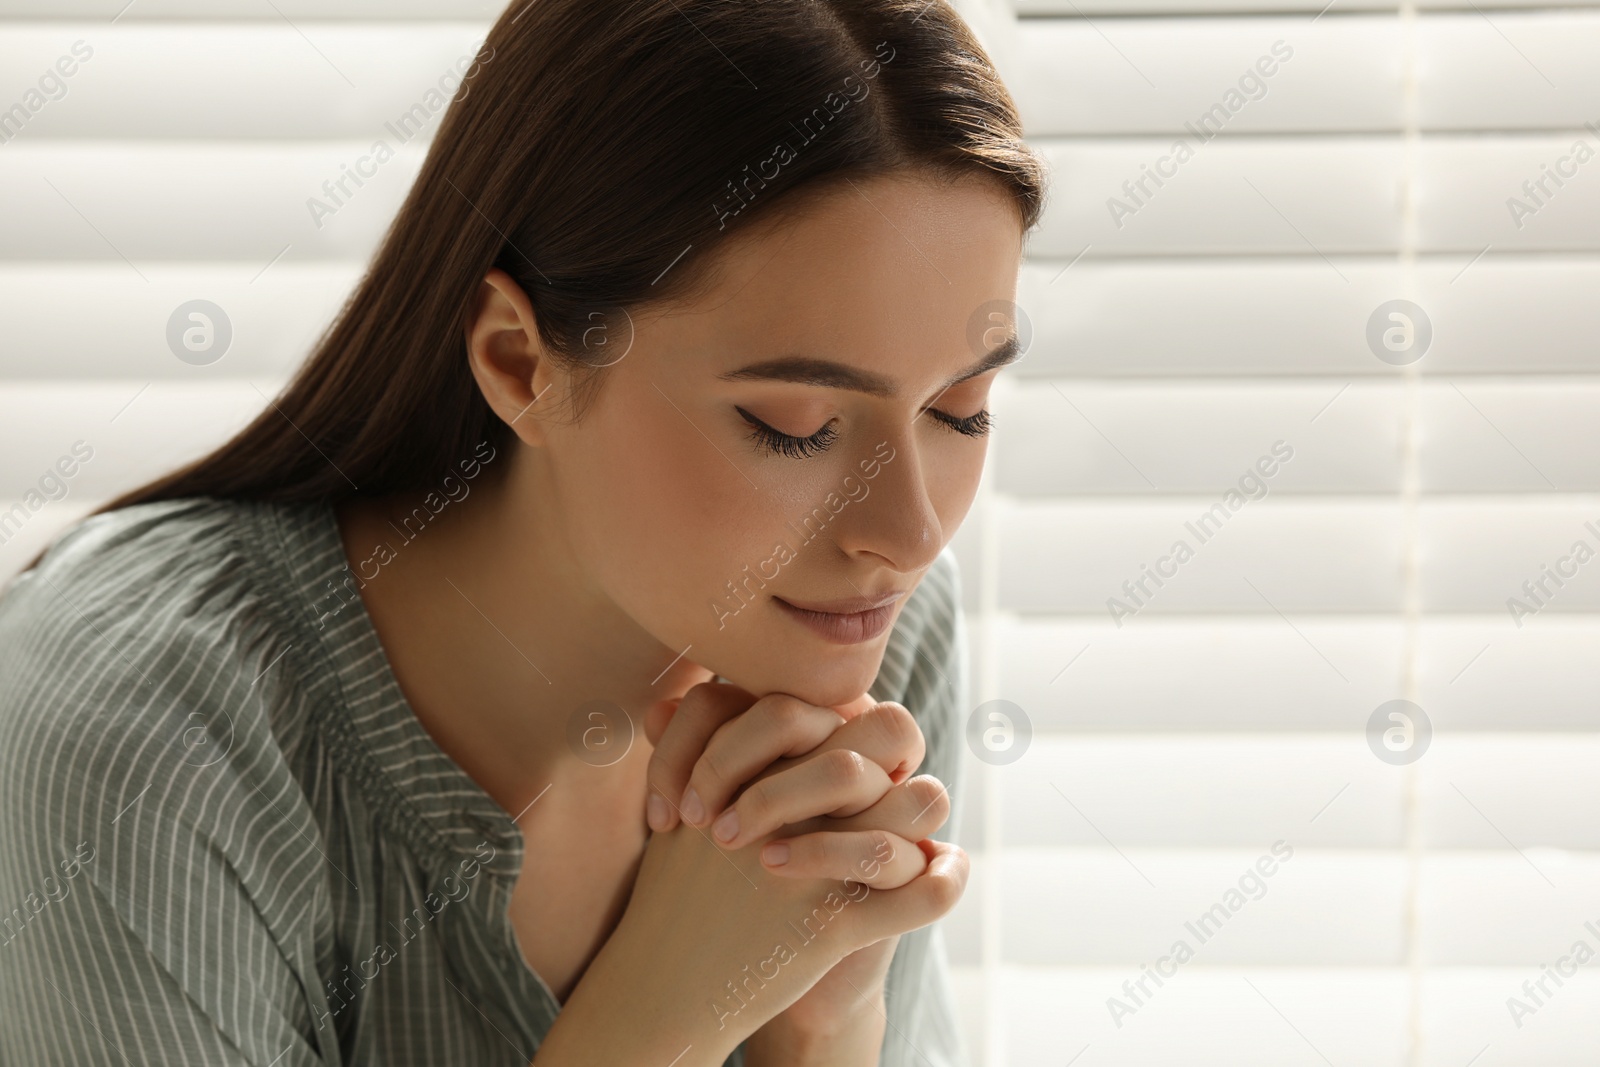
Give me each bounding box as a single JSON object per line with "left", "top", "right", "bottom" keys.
{"left": 833, "top": 433, "right": 943, "bottom": 575}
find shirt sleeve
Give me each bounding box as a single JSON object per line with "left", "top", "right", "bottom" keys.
{"left": 877, "top": 546, "right": 973, "bottom": 1067}
{"left": 0, "top": 556, "right": 333, "bottom": 1066}
{"left": 0, "top": 853, "right": 328, "bottom": 1067}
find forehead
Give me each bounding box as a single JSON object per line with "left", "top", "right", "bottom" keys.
{"left": 661, "top": 173, "right": 1025, "bottom": 386}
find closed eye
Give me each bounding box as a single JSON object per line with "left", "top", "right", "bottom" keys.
{"left": 736, "top": 407, "right": 838, "bottom": 459}
{"left": 925, "top": 407, "right": 992, "bottom": 438}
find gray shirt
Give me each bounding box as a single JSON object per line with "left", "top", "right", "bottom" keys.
{"left": 0, "top": 496, "right": 970, "bottom": 1066}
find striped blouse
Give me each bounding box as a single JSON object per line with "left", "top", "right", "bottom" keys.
{"left": 0, "top": 495, "right": 971, "bottom": 1066}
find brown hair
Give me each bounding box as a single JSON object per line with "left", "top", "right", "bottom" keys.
{"left": 36, "top": 0, "right": 1046, "bottom": 570}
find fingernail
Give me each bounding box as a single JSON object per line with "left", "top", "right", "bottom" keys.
{"left": 681, "top": 787, "right": 705, "bottom": 826}
{"left": 647, "top": 793, "right": 668, "bottom": 831}
{"left": 712, "top": 807, "right": 739, "bottom": 843}
{"left": 761, "top": 842, "right": 789, "bottom": 866}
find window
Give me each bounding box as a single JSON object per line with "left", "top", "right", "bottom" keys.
{"left": 943, "top": 1, "right": 1600, "bottom": 1063}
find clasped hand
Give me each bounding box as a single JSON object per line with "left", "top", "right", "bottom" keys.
{"left": 646, "top": 681, "right": 966, "bottom": 1053}
{"left": 644, "top": 682, "right": 953, "bottom": 892}
{"left": 535, "top": 680, "right": 967, "bottom": 1067}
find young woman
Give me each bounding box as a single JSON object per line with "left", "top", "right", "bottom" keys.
{"left": 0, "top": 1, "right": 1045, "bottom": 1064}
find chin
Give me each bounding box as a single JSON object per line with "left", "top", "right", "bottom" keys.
{"left": 713, "top": 635, "right": 888, "bottom": 710}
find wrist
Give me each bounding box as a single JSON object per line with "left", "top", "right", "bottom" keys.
{"left": 534, "top": 918, "right": 742, "bottom": 1067}
{"left": 744, "top": 991, "right": 887, "bottom": 1067}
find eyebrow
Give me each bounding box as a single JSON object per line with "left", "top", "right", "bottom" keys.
{"left": 715, "top": 334, "right": 1023, "bottom": 399}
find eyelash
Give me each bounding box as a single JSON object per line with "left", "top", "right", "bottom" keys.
{"left": 736, "top": 405, "right": 994, "bottom": 458}
{"left": 737, "top": 407, "right": 839, "bottom": 458}
{"left": 927, "top": 407, "right": 993, "bottom": 438}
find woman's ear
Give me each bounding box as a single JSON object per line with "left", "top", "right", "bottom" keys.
{"left": 465, "top": 267, "right": 559, "bottom": 447}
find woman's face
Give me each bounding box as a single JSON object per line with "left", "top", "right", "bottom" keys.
{"left": 535, "top": 172, "right": 1024, "bottom": 708}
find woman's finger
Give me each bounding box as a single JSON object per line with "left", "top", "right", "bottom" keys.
{"left": 642, "top": 696, "right": 680, "bottom": 748}
{"left": 678, "top": 694, "right": 846, "bottom": 828}
{"left": 758, "top": 828, "right": 927, "bottom": 891}
{"left": 711, "top": 748, "right": 893, "bottom": 849}
{"left": 681, "top": 695, "right": 918, "bottom": 831}
{"left": 794, "top": 700, "right": 925, "bottom": 786}
{"left": 832, "top": 691, "right": 879, "bottom": 721}
{"left": 644, "top": 681, "right": 757, "bottom": 832}
{"left": 752, "top": 700, "right": 926, "bottom": 796}
{"left": 846, "top": 839, "right": 970, "bottom": 943}
{"left": 646, "top": 686, "right": 874, "bottom": 830}
{"left": 822, "top": 773, "right": 952, "bottom": 842}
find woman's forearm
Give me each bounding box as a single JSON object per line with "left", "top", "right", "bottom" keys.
{"left": 530, "top": 920, "right": 739, "bottom": 1067}
{"left": 742, "top": 992, "right": 887, "bottom": 1067}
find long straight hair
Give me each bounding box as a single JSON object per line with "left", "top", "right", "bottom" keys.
{"left": 33, "top": 0, "right": 1046, "bottom": 570}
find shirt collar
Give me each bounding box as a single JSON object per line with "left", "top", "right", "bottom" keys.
{"left": 242, "top": 497, "right": 524, "bottom": 874}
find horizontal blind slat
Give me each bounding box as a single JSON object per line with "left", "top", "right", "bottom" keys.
{"left": 1012, "top": 258, "right": 1600, "bottom": 378}
{"left": 0, "top": 24, "right": 491, "bottom": 140}
{"left": 1028, "top": 137, "right": 1600, "bottom": 256}
{"left": 971, "top": 614, "right": 1600, "bottom": 731}
{"left": 1018, "top": 13, "right": 1600, "bottom": 135}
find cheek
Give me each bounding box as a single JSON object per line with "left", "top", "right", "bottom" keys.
{"left": 926, "top": 435, "right": 987, "bottom": 535}
{"left": 553, "top": 378, "right": 779, "bottom": 635}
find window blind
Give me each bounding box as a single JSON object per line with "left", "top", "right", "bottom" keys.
{"left": 940, "top": 2, "right": 1600, "bottom": 1065}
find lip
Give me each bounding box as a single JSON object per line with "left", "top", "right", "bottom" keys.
{"left": 773, "top": 590, "right": 905, "bottom": 645}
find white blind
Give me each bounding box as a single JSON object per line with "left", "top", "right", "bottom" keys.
{"left": 2, "top": 3, "right": 1598, "bottom": 1066}
{"left": 939, "top": 2, "right": 1600, "bottom": 1065}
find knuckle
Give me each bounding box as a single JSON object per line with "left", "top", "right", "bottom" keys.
{"left": 759, "top": 694, "right": 807, "bottom": 735}
{"left": 928, "top": 870, "right": 960, "bottom": 915}
{"left": 863, "top": 830, "right": 895, "bottom": 866}
{"left": 678, "top": 693, "right": 722, "bottom": 732}
{"left": 925, "top": 865, "right": 965, "bottom": 913}
{"left": 698, "top": 734, "right": 737, "bottom": 791}
{"left": 683, "top": 679, "right": 722, "bottom": 704}
{"left": 822, "top": 748, "right": 869, "bottom": 788}
{"left": 908, "top": 775, "right": 950, "bottom": 825}
{"left": 950, "top": 845, "right": 972, "bottom": 890}
{"left": 736, "top": 781, "right": 771, "bottom": 825}
{"left": 645, "top": 749, "right": 678, "bottom": 789}
{"left": 815, "top": 832, "right": 850, "bottom": 868}
{"left": 875, "top": 701, "right": 919, "bottom": 744}
{"left": 855, "top": 700, "right": 906, "bottom": 744}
